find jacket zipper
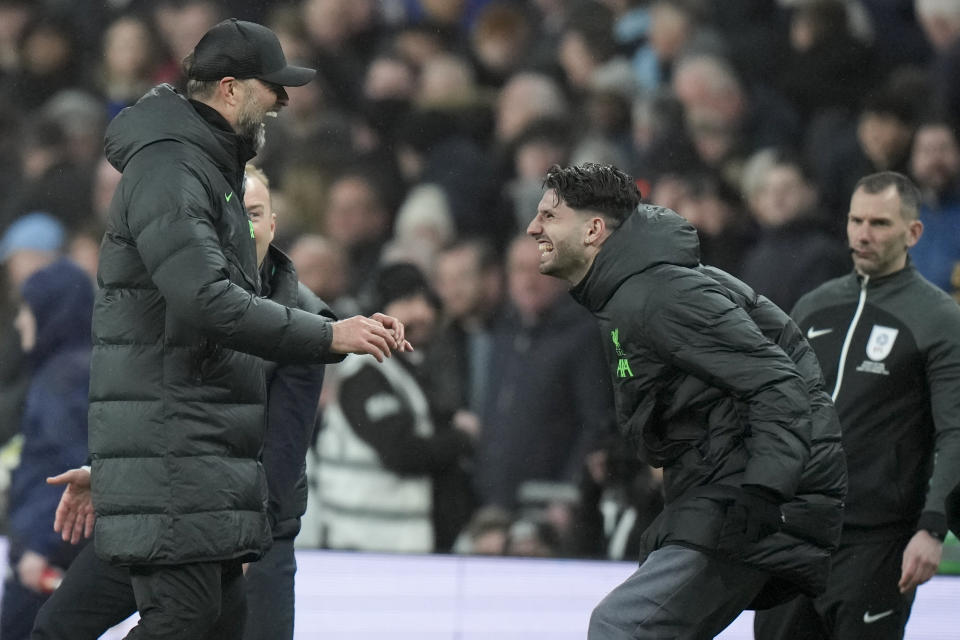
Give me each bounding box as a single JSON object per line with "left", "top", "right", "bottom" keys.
{"left": 831, "top": 275, "right": 869, "bottom": 402}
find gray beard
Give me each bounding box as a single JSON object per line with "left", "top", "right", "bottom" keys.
{"left": 236, "top": 117, "right": 266, "bottom": 153}
{"left": 236, "top": 93, "right": 267, "bottom": 153}
{"left": 251, "top": 122, "right": 266, "bottom": 153}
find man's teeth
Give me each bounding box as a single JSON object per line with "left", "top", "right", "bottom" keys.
{"left": 538, "top": 241, "right": 554, "bottom": 253}
{"left": 266, "top": 111, "right": 278, "bottom": 118}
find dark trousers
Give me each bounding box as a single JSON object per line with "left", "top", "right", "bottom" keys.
{"left": 2, "top": 575, "right": 51, "bottom": 640}
{"left": 126, "top": 559, "right": 245, "bottom": 640}
{"left": 31, "top": 542, "right": 135, "bottom": 640}
{"left": 244, "top": 537, "right": 296, "bottom": 640}
{"left": 754, "top": 535, "right": 916, "bottom": 640}
{"left": 32, "top": 539, "right": 296, "bottom": 640}
{"left": 588, "top": 544, "right": 771, "bottom": 639}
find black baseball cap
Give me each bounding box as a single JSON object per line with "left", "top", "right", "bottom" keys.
{"left": 188, "top": 18, "right": 315, "bottom": 87}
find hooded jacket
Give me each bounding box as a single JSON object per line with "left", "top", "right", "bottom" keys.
{"left": 570, "top": 205, "right": 846, "bottom": 604}
{"left": 7, "top": 259, "right": 93, "bottom": 566}
{"left": 92, "top": 85, "right": 339, "bottom": 565}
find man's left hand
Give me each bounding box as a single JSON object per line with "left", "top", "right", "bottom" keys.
{"left": 47, "top": 467, "right": 95, "bottom": 544}
{"left": 370, "top": 312, "right": 413, "bottom": 352}
{"left": 898, "top": 530, "right": 942, "bottom": 593}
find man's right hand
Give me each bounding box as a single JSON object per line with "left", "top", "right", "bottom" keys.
{"left": 47, "top": 467, "right": 95, "bottom": 544}
{"left": 718, "top": 485, "right": 784, "bottom": 549}
{"left": 331, "top": 315, "right": 411, "bottom": 362}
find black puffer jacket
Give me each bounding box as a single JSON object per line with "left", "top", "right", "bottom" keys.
{"left": 570, "top": 205, "right": 846, "bottom": 605}
{"left": 92, "top": 85, "right": 339, "bottom": 565}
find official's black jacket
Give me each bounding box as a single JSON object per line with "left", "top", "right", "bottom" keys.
{"left": 93, "top": 85, "right": 341, "bottom": 565}
{"left": 570, "top": 205, "right": 846, "bottom": 604}
{"left": 792, "top": 262, "right": 960, "bottom": 542}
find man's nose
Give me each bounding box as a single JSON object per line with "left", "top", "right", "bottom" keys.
{"left": 526, "top": 217, "right": 540, "bottom": 236}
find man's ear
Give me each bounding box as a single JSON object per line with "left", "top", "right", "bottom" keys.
{"left": 584, "top": 215, "right": 607, "bottom": 246}
{"left": 906, "top": 218, "right": 923, "bottom": 249}
{"left": 219, "top": 77, "right": 240, "bottom": 106}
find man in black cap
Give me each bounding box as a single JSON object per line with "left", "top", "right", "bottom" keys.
{"left": 29, "top": 166, "right": 347, "bottom": 640}
{"left": 39, "top": 19, "right": 411, "bottom": 640}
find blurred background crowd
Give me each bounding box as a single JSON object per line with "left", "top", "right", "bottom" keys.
{"left": 0, "top": 0, "right": 959, "bottom": 563}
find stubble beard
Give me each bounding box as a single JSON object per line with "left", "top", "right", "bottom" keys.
{"left": 542, "top": 240, "right": 584, "bottom": 284}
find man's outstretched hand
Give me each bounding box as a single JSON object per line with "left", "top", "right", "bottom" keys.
{"left": 47, "top": 467, "right": 94, "bottom": 544}
{"left": 331, "top": 314, "right": 413, "bottom": 362}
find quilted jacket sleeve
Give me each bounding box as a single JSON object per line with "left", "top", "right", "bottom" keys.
{"left": 124, "top": 153, "right": 335, "bottom": 364}
{"left": 643, "top": 275, "right": 812, "bottom": 499}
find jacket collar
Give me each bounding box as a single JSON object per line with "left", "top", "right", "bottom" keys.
{"left": 189, "top": 99, "right": 257, "bottom": 190}
{"left": 570, "top": 204, "right": 700, "bottom": 313}
{"left": 854, "top": 257, "right": 917, "bottom": 289}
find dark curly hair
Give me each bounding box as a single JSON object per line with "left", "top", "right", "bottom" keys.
{"left": 542, "top": 163, "right": 641, "bottom": 228}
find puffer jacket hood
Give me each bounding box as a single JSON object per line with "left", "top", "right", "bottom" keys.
{"left": 105, "top": 84, "right": 249, "bottom": 186}
{"left": 572, "top": 204, "right": 700, "bottom": 312}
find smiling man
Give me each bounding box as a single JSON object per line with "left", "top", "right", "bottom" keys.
{"left": 755, "top": 171, "right": 960, "bottom": 640}
{"left": 83, "top": 19, "right": 410, "bottom": 639}
{"left": 528, "top": 163, "right": 846, "bottom": 639}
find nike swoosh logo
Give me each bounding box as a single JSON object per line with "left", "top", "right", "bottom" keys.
{"left": 225, "top": 192, "right": 234, "bottom": 202}
{"left": 807, "top": 327, "right": 833, "bottom": 339}
{"left": 863, "top": 609, "right": 894, "bottom": 624}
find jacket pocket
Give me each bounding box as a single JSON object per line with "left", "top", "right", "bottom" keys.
{"left": 640, "top": 485, "right": 737, "bottom": 555}
{"left": 780, "top": 495, "right": 843, "bottom": 550}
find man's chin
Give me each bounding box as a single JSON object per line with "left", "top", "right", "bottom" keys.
{"left": 852, "top": 260, "right": 879, "bottom": 277}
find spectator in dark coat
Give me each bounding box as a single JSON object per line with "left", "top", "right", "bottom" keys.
{"left": 738, "top": 149, "right": 850, "bottom": 311}
{"left": 476, "top": 235, "right": 616, "bottom": 511}
{"left": 666, "top": 170, "right": 756, "bottom": 278}
{"left": 1, "top": 118, "right": 93, "bottom": 234}
{"left": 0, "top": 258, "right": 93, "bottom": 640}
{"left": 0, "top": 212, "right": 65, "bottom": 448}
{"left": 779, "top": 0, "right": 878, "bottom": 127}
{"left": 427, "top": 238, "right": 505, "bottom": 417}
{"left": 0, "top": 15, "right": 86, "bottom": 112}
{"left": 670, "top": 52, "right": 801, "bottom": 191}
{"left": 814, "top": 89, "right": 917, "bottom": 222}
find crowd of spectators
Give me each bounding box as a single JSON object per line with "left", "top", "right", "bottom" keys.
{"left": 1, "top": 0, "right": 959, "bottom": 562}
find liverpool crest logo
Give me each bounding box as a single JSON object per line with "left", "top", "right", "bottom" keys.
{"left": 611, "top": 328, "right": 634, "bottom": 378}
